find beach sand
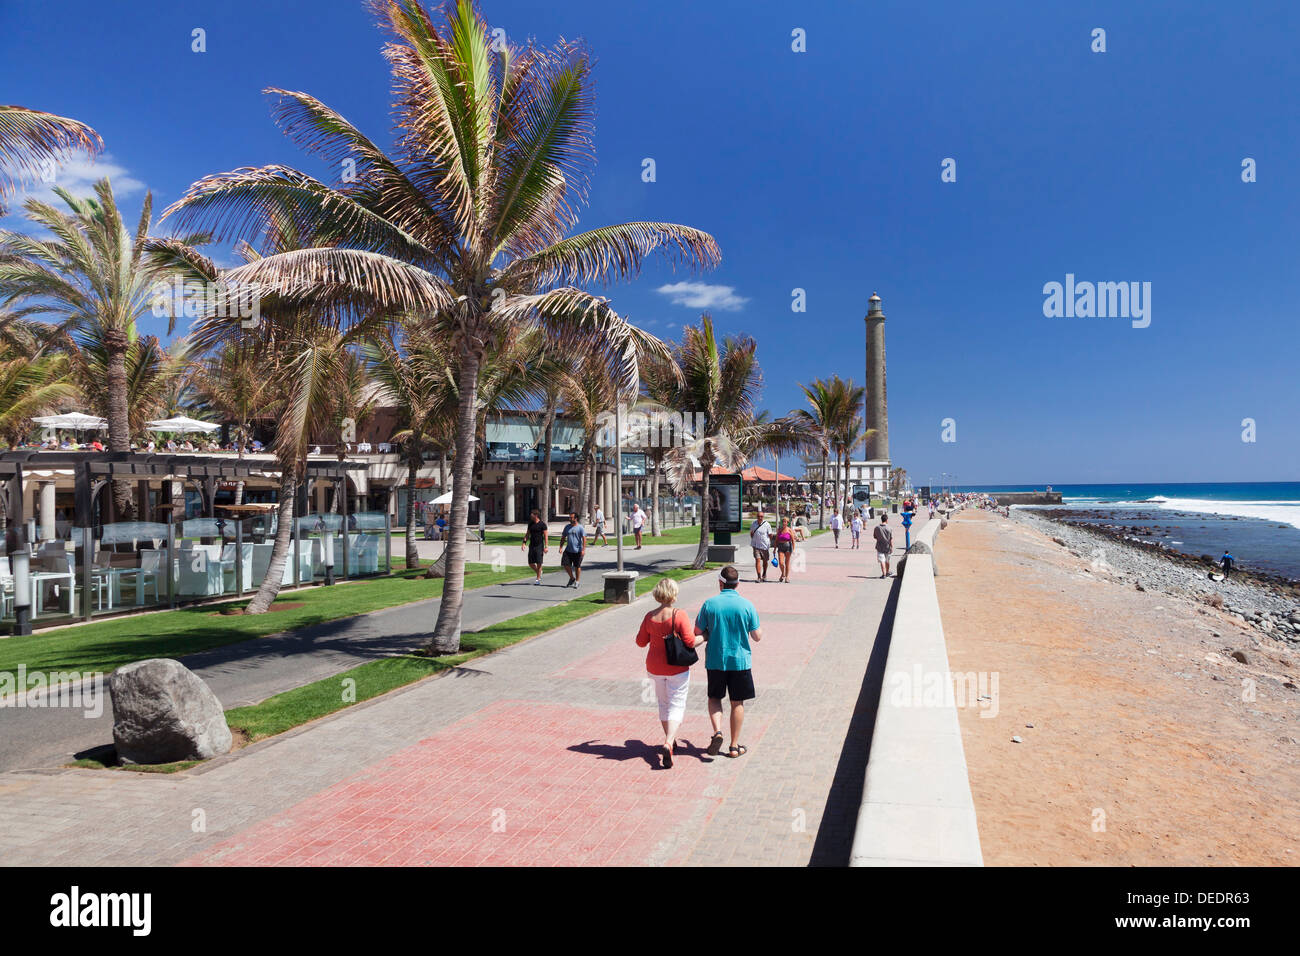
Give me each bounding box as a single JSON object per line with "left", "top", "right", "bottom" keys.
{"left": 937, "top": 509, "right": 1300, "bottom": 865}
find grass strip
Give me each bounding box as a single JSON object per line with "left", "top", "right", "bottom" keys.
{"left": 1, "top": 563, "right": 535, "bottom": 681}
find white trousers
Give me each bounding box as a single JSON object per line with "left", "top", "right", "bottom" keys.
{"left": 649, "top": 669, "right": 691, "bottom": 723}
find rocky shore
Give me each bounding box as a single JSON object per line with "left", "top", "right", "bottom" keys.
{"left": 1011, "top": 508, "right": 1300, "bottom": 646}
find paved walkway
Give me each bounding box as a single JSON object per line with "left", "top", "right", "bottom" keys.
{"left": 0, "top": 542, "right": 699, "bottom": 772}
{"left": 0, "top": 517, "right": 924, "bottom": 866}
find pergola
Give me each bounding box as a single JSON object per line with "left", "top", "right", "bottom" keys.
{"left": 1, "top": 451, "right": 382, "bottom": 632}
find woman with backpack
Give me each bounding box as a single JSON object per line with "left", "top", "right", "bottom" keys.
{"left": 635, "top": 577, "right": 701, "bottom": 768}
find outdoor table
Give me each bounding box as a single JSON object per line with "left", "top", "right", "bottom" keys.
{"left": 30, "top": 570, "right": 76, "bottom": 616}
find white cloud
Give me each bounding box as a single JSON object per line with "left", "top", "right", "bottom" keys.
{"left": 655, "top": 281, "right": 749, "bottom": 311}
{"left": 3, "top": 150, "right": 145, "bottom": 216}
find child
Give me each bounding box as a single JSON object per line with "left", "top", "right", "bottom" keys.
{"left": 850, "top": 513, "right": 863, "bottom": 550}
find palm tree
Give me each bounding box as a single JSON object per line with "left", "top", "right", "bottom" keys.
{"left": 0, "top": 320, "right": 76, "bottom": 448}
{"left": 796, "top": 376, "right": 861, "bottom": 528}
{"left": 560, "top": 353, "right": 618, "bottom": 524}
{"left": 363, "top": 328, "right": 446, "bottom": 569}
{"left": 161, "top": 0, "right": 719, "bottom": 652}
{"left": 0, "top": 106, "right": 101, "bottom": 208}
{"left": 656, "top": 315, "right": 820, "bottom": 568}
{"left": 0, "top": 180, "right": 184, "bottom": 517}
{"left": 148, "top": 227, "right": 380, "bottom": 615}
{"left": 831, "top": 412, "right": 874, "bottom": 513}
{"left": 195, "top": 342, "right": 275, "bottom": 458}
{"left": 68, "top": 330, "right": 198, "bottom": 438}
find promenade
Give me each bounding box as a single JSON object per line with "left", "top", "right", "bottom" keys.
{"left": 0, "top": 518, "right": 923, "bottom": 867}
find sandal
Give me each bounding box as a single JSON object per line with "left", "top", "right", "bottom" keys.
{"left": 727, "top": 744, "right": 748, "bottom": 758}
{"left": 661, "top": 745, "right": 673, "bottom": 769}
{"left": 707, "top": 732, "right": 724, "bottom": 756}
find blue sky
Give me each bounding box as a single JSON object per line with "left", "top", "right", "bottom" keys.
{"left": 4, "top": 0, "right": 1298, "bottom": 485}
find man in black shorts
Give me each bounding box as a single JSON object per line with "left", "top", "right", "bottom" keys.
{"left": 694, "top": 566, "right": 763, "bottom": 759}
{"left": 520, "top": 509, "right": 548, "bottom": 585}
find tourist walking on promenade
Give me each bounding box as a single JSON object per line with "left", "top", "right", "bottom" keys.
{"left": 873, "top": 513, "right": 894, "bottom": 578}
{"left": 520, "top": 509, "right": 548, "bottom": 585}
{"left": 592, "top": 505, "right": 608, "bottom": 545}
{"left": 635, "top": 577, "right": 699, "bottom": 769}
{"left": 1221, "top": 550, "right": 1235, "bottom": 578}
{"left": 850, "top": 512, "right": 863, "bottom": 549}
{"left": 630, "top": 503, "right": 645, "bottom": 549}
{"left": 695, "top": 566, "right": 762, "bottom": 759}
{"left": 829, "top": 509, "right": 843, "bottom": 547}
{"left": 560, "top": 512, "right": 586, "bottom": 588}
{"left": 774, "top": 517, "right": 795, "bottom": 583}
{"left": 749, "top": 510, "right": 773, "bottom": 582}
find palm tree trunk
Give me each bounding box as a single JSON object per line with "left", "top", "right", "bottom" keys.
{"left": 429, "top": 348, "right": 482, "bottom": 655}
{"left": 819, "top": 451, "right": 827, "bottom": 529}
{"left": 245, "top": 464, "right": 296, "bottom": 614}
{"left": 439, "top": 451, "right": 448, "bottom": 496}
{"left": 650, "top": 456, "right": 661, "bottom": 536}
{"left": 405, "top": 449, "right": 420, "bottom": 569}
{"left": 578, "top": 439, "right": 593, "bottom": 522}
{"left": 692, "top": 441, "right": 713, "bottom": 569}
{"left": 540, "top": 417, "right": 554, "bottom": 521}
{"left": 104, "top": 337, "right": 135, "bottom": 519}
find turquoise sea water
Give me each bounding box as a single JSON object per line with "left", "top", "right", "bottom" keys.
{"left": 961, "top": 482, "right": 1300, "bottom": 580}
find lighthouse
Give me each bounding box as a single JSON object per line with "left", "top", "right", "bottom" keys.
{"left": 864, "top": 292, "right": 889, "bottom": 461}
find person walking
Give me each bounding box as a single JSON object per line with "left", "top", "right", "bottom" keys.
{"left": 630, "top": 502, "right": 645, "bottom": 549}
{"left": 774, "top": 517, "right": 795, "bottom": 583}
{"left": 520, "top": 508, "right": 548, "bottom": 585}
{"left": 749, "top": 510, "right": 773, "bottom": 582}
{"left": 850, "top": 512, "right": 863, "bottom": 550}
{"left": 829, "top": 509, "right": 843, "bottom": 548}
{"left": 1221, "top": 550, "right": 1235, "bottom": 578}
{"left": 635, "top": 577, "right": 699, "bottom": 769}
{"left": 695, "top": 566, "right": 762, "bottom": 759}
{"left": 592, "top": 505, "right": 608, "bottom": 545}
{"left": 560, "top": 511, "right": 586, "bottom": 588}
{"left": 873, "top": 513, "right": 894, "bottom": 578}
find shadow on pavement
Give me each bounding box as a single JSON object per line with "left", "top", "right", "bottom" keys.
{"left": 808, "top": 572, "right": 902, "bottom": 867}
{"left": 567, "top": 738, "right": 660, "bottom": 768}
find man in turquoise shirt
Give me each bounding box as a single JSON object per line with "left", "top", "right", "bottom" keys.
{"left": 694, "top": 565, "right": 763, "bottom": 759}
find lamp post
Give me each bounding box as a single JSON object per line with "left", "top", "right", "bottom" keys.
{"left": 602, "top": 399, "right": 636, "bottom": 603}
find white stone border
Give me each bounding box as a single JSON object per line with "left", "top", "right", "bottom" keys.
{"left": 849, "top": 508, "right": 984, "bottom": 866}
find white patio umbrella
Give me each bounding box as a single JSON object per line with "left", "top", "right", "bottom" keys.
{"left": 146, "top": 416, "right": 220, "bottom": 434}
{"left": 429, "top": 491, "right": 479, "bottom": 505}
{"left": 32, "top": 412, "right": 107, "bottom": 430}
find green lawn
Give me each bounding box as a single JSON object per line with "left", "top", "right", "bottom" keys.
{"left": 223, "top": 564, "right": 716, "bottom": 742}
{"left": 1, "top": 562, "right": 535, "bottom": 682}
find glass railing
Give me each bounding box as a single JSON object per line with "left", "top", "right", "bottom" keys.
{"left": 3, "top": 507, "right": 392, "bottom": 629}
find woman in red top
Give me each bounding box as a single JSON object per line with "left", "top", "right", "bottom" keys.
{"left": 635, "top": 576, "right": 699, "bottom": 768}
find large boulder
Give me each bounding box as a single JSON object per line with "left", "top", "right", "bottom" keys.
{"left": 109, "top": 659, "right": 232, "bottom": 764}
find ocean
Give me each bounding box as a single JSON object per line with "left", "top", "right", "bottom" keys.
{"left": 961, "top": 482, "right": 1300, "bottom": 581}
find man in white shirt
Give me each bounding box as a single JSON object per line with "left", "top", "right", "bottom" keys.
{"left": 631, "top": 503, "right": 645, "bottom": 549}
{"left": 749, "top": 511, "right": 773, "bottom": 582}
{"left": 829, "top": 510, "right": 843, "bottom": 548}
{"left": 592, "top": 506, "right": 608, "bottom": 545}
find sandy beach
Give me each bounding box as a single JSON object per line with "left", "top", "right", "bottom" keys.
{"left": 937, "top": 509, "right": 1300, "bottom": 866}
